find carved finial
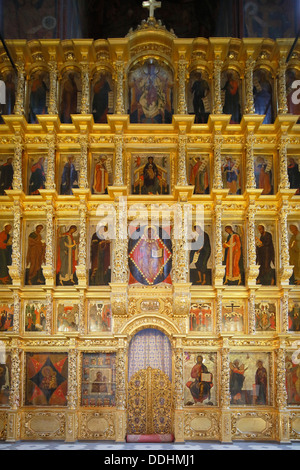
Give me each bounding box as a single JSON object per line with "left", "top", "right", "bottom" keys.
{"left": 142, "top": 0, "right": 161, "bottom": 18}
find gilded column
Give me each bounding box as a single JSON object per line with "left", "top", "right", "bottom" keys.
{"left": 112, "top": 199, "right": 128, "bottom": 284}
{"left": 281, "top": 291, "right": 289, "bottom": 333}
{"left": 244, "top": 57, "right": 255, "bottom": 115}
{"left": 220, "top": 336, "right": 232, "bottom": 443}
{"left": 48, "top": 60, "right": 58, "bottom": 115}
{"left": 174, "top": 344, "right": 185, "bottom": 443}
{"left": 213, "top": 132, "right": 223, "bottom": 190}
{"left": 279, "top": 200, "right": 293, "bottom": 287}
{"left": 276, "top": 338, "right": 290, "bottom": 443}
{"left": 213, "top": 199, "right": 224, "bottom": 286}
{"left": 7, "top": 338, "right": 20, "bottom": 442}
{"left": 78, "top": 292, "right": 85, "bottom": 335}
{"left": 115, "top": 60, "right": 125, "bottom": 115}
{"left": 45, "top": 292, "right": 53, "bottom": 335}
{"left": 246, "top": 199, "right": 259, "bottom": 290}
{"left": 113, "top": 133, "right": 124, "bottom": 186}
{"left": 80, "top": 62, "right": 90, "bottom": 114}
{"left": 14, "top": 60, "right": 25, "bottom": 116}
{"left": 245, "top": 132, "right": 256, "bottom": 190}
{"left": 248, "top": 291, "right": 256, "bottom": 334}
{"left": 278, "top": 56, "right": 288, "bottom": 115}
{"left": 12, "top": 134, "right": 24, "bottom": 191}
{"left": 177, "top": 58, "right": 188, "bottom": 115}
{"left": 45, "top": 133, "right": 56, "bottom": 190}
{"left": 115, "top": 340, "right": 127, "bottom": 442}
{"left": 278, "top": 132, "right": 290, "bottom": 191}
{"left": 78, "top": 134, "right": 89, "bottom": 189}
{"left": 213, "top": 57, "right": 223, "bottom": 115}
{"left": 66, "top": 340, "right": 78, "bottom": 442}
{"left": 76, "top": 203, "right": 87, "bottom": 286}
{"left": 215, "top": 291, "right": 223, "bottom": 335}
{"left": 12, "top": 291, "right": 20, "bottom": 334}
{"left": 177, "top": 130, "right": 188, "bottom": 186}
{"left": 9, "top": 199, "right": 22, "bottom": 285}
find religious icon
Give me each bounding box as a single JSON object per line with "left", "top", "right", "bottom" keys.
{"left": 289, "top": 223, "right": 300, "bottom": 285}
{"left": 189, "top": 70, "right": 211, "bottom": 124}
{"left": 25, "top": 353, "right": 68, "bottom": 406}
{"left": 288, "top": 300, "right": 300, "bottom": 332}
{"left": 222, "top": 155, "right": 242, "bottom": 195}
{"left": 0, "top": 303, "right": 14, "bottom": 332}
{"left": 56, "top": 224, "right": 78, "bottom": 286}
{"left": 91, "top": 73, "right": 113, "bottom": 123}
{"left": 128, "top": 225, "right": 172, "bottom": 286}
{"left": 255, "top": 301, "right": 276, "bottom": 331}
{"left": 28, "top": 156, "right": 46, "bottom": 195}
{"left": 81, "top": 353, "right": 116, "bottom": 407}
{"left": 244, "top": 0, "right": 295, "bottom": 39}
{"left": 286, "top": 352, "right": 300, "bottom": 406}
{"left": 0, "top": 352, "right": 11, "bottom": 406}
{"left": 28, "top": 70, "right": 49, "bottom": 124}
{"left": 90, "top": 225, "right": 111, "bottom": 286}
{"left": 184, "top": 353, "right": 217, "bottom": 406}
{"left": 25, "top": 222, "right": 46, "bottom": 285}
{"left": 288, "top": 157, "right": 300, "bottom": 195}
{"left": 24, "top": 301, "right": 47, "bottom": 332}
{"left": 189, "top": 224, "right": 212, "bottom": 285}
{"left": 188, "top": 155, "right": 210, "bottom": 194}
{"left": 286, "top": 69, "right": 300, "bottom": 123}
{"left": 132, "top": 154, "right": 170, "bottom": 195}
{"left": 91, "top": 154, "right": 113, "bottom": 195}
{"left": 222, "top": 300, "right": 244, "bottom": 333}
{"left": 56, "top": 301, "right": 79, "bottom": 333}
{"left": 0, "top": 156, "right": 14, "bottom": 195}
{"left": 255, "top": 224, "right": 276, "bottom": 286}
{"left": 0, "top": 222, "right": 12, "bottom": 285}
{"left": 0, "top": 72, "right": 16, "bottom": 123}
{"left": 221, "top": 69, "right": 242, "bottom": 124}
{"left": 229, "top": 352, "right": 270, "bottom": 406}
{"left": 189, "top": 302, "right": 213, "bottom": 332}
{"left": 128, "top": 59, "right": 173, "bottom": 124}
{"left": 59, "top": 155, "right": 80, "bottom": 195}
{"left": 88, "top": 301, "right": 112, "bottom": 333}
{"left": 253, "top": 69, "right": 274, "bottom": 124}
{"left": 254, "top": 155, "right": 273, "bottom": 195}
{"left": 60, "top": 71, "right": 80, "bottom": 124}
{"left": 222, "top": 224, "right": 244, "bottom": 286}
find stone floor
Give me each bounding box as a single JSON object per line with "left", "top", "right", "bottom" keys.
{"left": 0, "top": 440, "right": 300, "bottom": 450}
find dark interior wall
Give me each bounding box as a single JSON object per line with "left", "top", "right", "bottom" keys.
{"left": 0, "top": 0, "right": 299, "bottom": 40}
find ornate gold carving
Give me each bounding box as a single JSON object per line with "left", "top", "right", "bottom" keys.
{"left": 127, "top": 367, "right": 173, "bottom": 435}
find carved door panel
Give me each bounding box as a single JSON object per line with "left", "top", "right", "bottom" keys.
{"left": 127, "top": 367, "right": 173, "bottom": 435}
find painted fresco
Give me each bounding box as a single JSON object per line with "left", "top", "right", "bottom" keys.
{"left": 131, "top": 154, "right": 170, "bottom": 195}
{"left": 91, "top": 154, "right": 113, "bottom": 195}
{"left": 189, "top": 302, "right": 213, "bottom": 332}
{"left": 24, "top": 301, "right": 47, "bottom": 333}
{"left": 25, "top": 221, "right": 46, "bottom": 286}
{"left": 229, "top": 352, "right": 271, "bottom": 406}
{"left": 128, "top": 225, "right": 172, "bottom": 286}
{"left": 0, "top": 222, "right": 13, "bottom": 285}
{"left": 56, "top": 224, "right": 79, "bottom": 286}
{"left": 0, "top": 303, "right": 14, "bottom": 332}
{"left": 25, "top": 353, "right": 68, "bottom": 407}
{"left": 222, "top": 300, "right": 244, "bottom": 333}
{"left": 128, "top": 60, "right": 173, "bottom": 124}
{"left": 255, "top": 301, "right": 276, "bottom": 332}
{"left": 81, "top": 353, "right": 116, "bottom": 407}
{"left": 222, "top": 224, "right": 245, "bottom": 286}
{"left": 184, "top": 352, "right": 217, "bottom": 406}
{"left": 88, "top": 301, "right": 112, "bottom": 333}
{"left": 188, "top": 154, "right": 210, "bottom": 195}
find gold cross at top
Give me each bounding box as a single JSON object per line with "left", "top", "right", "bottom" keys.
{"left": 142, "top": 0, "right": 162, "bottom": 18}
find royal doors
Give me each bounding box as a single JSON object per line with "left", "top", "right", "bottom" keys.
{"left": 127, "top": 329, "right": 173, "bottom": 436}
